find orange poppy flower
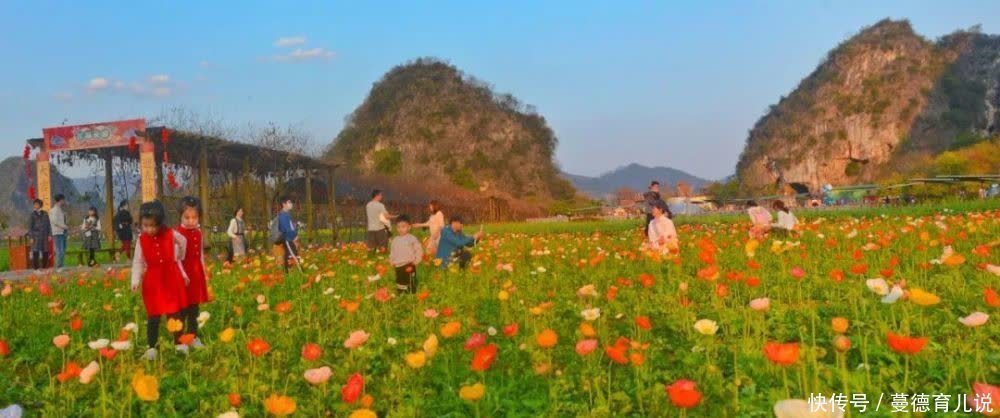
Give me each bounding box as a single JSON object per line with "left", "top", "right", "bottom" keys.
{"left": 696, "top": 265, "right": 719, "bottom": 281}
{"left": 828, "top": 269, "right": 845, "bottom": 282}
{"left": 470, "top": 343, "right": 498, "bottom": 371}
{"left": 850, "top": 263, "right": 868, "bottom": 275}
{"left": 263, "top": 394, "right": 296, "bottom": 416}
{"left": 440, "top": 321, "right": 462, "bottom": 338}
{"left": 763, "top": 342, "right": 800, "bottom": 366}
{"left": 886, "top": 332, "right": 928, "bottom": 355}
{"left": 536, "top": 329, "right": 558, "bottom": 348}
{"left": 228, "top": 392, "right": 241, "bottom": 407}
{"left": 247, "top": 337, "right": 270, "bottom": 357}
{"left": 301, "top": 343, "right": 322, "bottom": 361}
{"left": 178, "top": 333, "right": 196, "bottom": 346}
{"left": 70, "top": 317, "right": 83, "bottom": 332}
{"left": 985, "top": 288, "right": 1000, "bottom": 308}
{"left": 341, "top": 373, "right": 364, "bottom": 404}
{"left": 606, "top": 286, "right": 618, "bottom": 301}
{"left": 629, "top": 352, "right": 645, "bottom": 366}
{"left": 605, "top": 337, "right": 630, "bottom": 365}
{"left": 274, "top": 301, "right": 293, "bottom": 314}
{"left": 56, "top": 361, "right": 82, "bottom": 383}
{"left": 638, "top": 273, "right": 655, "bottom": 288}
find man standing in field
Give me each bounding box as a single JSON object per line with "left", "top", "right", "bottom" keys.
{"left": 365, "top": 189, "right": 394, "bottom": 252}
{"left": 49, "top": 194, "right": 68, "bottom": 269}
{"left": 642, "top": 181, "right": 661, "bottom": 236}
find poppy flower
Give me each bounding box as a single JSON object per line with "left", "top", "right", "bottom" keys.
{"left": 908, "top": 288, "right": 940, "bottom": 306}
{"left": 969, "top": 382, "right": 1000, "bottom": 416}
{"left": 985, "top": 288, "right": 1000, "bottom": 308}
{"left": 99, "top": 347, "right": 117, "bottom": 360}
{"left": 459, "top": 383, "right": 486, "bottom": 402}
{"left": 831, "top": 317, "right": 849, "bottom": 333}
{"left": 166, "top": 318, "right": 184, "bottom": 333}
{"left": 639, "top": 273, "right": 656, "bottom": 288}
{"left": 69, "top": 317, "right": 83, "bottom": 332}
{"left": 536, "top": 329, "right": 558, "bottom": 348}
{"left": 219, "top": 328, "right": 235, "bottom": 343}
{"left": 349, "top": 409, "right": 378, "bottom": 418}
{"left": 579, "top": 322, "right": 597, "bottom": 337}
{"left": 274, "top": 301, "right": 293, "bottom": 313}
{"left": 87, "top": 339, "right": 110, "bottom": 350}
{"left": 958, "top": 312, "right": 989, "bottom": 327}
{"left": 344, "top": 330, "right": 370, "bottom": 349}
{"left": 605, "top": 337, "right": 630, "bottom": 364}
{"left": 635, "top": 316, "right": 652, "bottom": 331}
{"left": 0, "top": 339, "right": 10, "bottom": 357}
{"left": 247, "top": 337, "right": 270, "bottom": 357}
{"left": 263, "top": 394, "right": 296, "bottom": 416}
{"left": 405, "top": 351, "right": 427, "bottom": 368}
{"left": 304, "top": 366, "right": 333, "bottom": 385}
{"left": 131, "top": 370, "right": 159, "bottom": 401}
{"left": 53, "top": 334, "right": 70, "bottom": 349}
{"left": 423, "top": 334, "right": 439, "bottom": 357}
{"left": 665, "top": 379, "right": 702, "bottom": 409}
{"left": 790, "top": 267, "right": 806, "bottom": 279}
{"left": 849, "top": 263, "right": 868, "bottom": 275}
{"left": 693, "top": 319, "right": 719, "bottom": 335}
{"left": 471, "top": 343, "right": 498, "bottom": 371}
{"left": 763, "top": 342, "right": 800, "bottom": 366}
{"left": 56, "top": 361, "right": 82, "bottom": 383}
{"left": 606, "top": 285, "right": 618, "bottom": 301}
{"left": 228, "top": 393, "right": 241, "bottom": 407}
{"left": 749, "top": 298, "right": 770, "bottom": 311}
{"left": 886, "top": 332, "right": 928, "bottom": 355}
{"left": 440, "top": 322, "right": 462, "bottom": 338}
{"left": 463, "top": 333, "right": 486, "bottom": 351}
{"left": 110, "top": 340, "right": 131, "bottom": 351}
{"left": 301, "top": 343, "right": 322, "bottom": 361}
{"left": 79, "top": 361, "right": 100, "bottom": 384}
{"left": 575, "top": 339, "right": 598, "bottom": 356}
{"left": 581, "top": 308, "right": 601, "bottom": 321}
{"left": 832, "top": 335, "right": 851, "bottom": 352}
{"left": 341, "top": 373, "right": 365, "bottom": 403}
{"left": 696, "top": 265, "right": 719, "bottom": 281}
{"left": 503, "top": 323, "right": 519, "bottom": 337}
{"left": 828, "top": 269, "right": 845, "bottom": 282}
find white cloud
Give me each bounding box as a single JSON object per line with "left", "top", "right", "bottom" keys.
{"left": 87, "top": 77, "right": 110, "bottom": 92}
{"left": 273, "top": 47, "right": 335, "bottom": 62}
{"left": 274, "top": 36, "right": 306, "bottom": 47}
{"left": 149, "top": 74, "right": 170, "bottom": 84}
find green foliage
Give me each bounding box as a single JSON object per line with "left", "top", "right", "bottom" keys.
{"left": 373, "top": 148, "right": 403, "bottom": 176}
{"left": 449, "top": 167, "right": 479, "bottom": 190}
{"left": 844, "top": 160, "right": 862, "bottom": 177}
{"left": 940, "top": 74, "right": 986, "bottom": 129}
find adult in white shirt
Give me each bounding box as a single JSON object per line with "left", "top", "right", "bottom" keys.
{"left": 771, "top": 200, "right": 798, "bottom": 235}
{"left": 49, "top": 194, "right": 69, "bottom": 268}
{"left": 226, "top": 207, "right": 247, "bottom": 262}
{"left": 413, "top": 200, "right": 445, "bottom": 255}
{"left": 647, "top": 200, "right": 678, "bottom": 253}
{"left": 365, "top": 189, "right": 394, "bottom": 252}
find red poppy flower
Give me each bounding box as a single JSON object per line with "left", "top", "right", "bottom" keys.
{"left": 828, "top": 269, "right": 845, "bottom": 282}
{"left": 605, "top": 337, "right": 631, "bottom": 365}
{"left": 341, "top": 373, "right": 364, "bottom": 403}
{"left": 763, "top": 342, "right": 800, "bottom": 366}
{"left": 850, "top": 263, "right": 869, "bottom": 275}
{"left": 69, "top": 317, "right": 82, "bottom": 332}
{"left": 464, "top": 333, "right": 487, "bottom": 351}
{"left": 985, "top": 288, "right": 1000, "bottom": 308}
{"left": 247, "top": 337, "right": 270, "bottom": 357}
{"left": 0, "top": 339, "right": 9, "bottom": 357}
{"left": 470, "top": 343, "right": 498, "bottom": 371}
{"left": 274, "top": 301, "right": 293, "bottom": 313}
{"left": 886, "top": 332, "right": 928, "bottom": 355}
{"left": 666, "top": 379, "right": 702, "bottom": 409}
{"left": 228, "top": 393, "right": 241, "bottom": 407}
{"left": 99, "top": 347, "right": 117, "bottom": 360}
{"left": 606, "top": 286, "right": 618, "bottom": 301}
{"left": 790, "top": 267, "right": 806, "bottom": 279}
{"left": 638, "top": 273, "right": 655, "bottom": 288}
{"left": 178, "top": 333, "right": 196, "bottom": 346}
{"left": 441, "top": 307, "right": 454, "bottom": 317}
{"left": 746, "top": 259, "right": 761, "bottom": 270}
{"left": 56, "top": 361, "right": 82, "bottom": 383}
{"left": 502, "top": 323, "right": 519, "bottom": 337}
{"left": 715, "top": 284, "right": 729, "bottom": 298}
{"left": 745, "top": 276, "right": 761, "bottom": 287}
{"left": 301, "top": 343, "right": 322, "bottom": 361}
{"left": 635, "top": 316, "right": 652, "bottom": 331}
{"left": 697, "top": 265, "right": 719, "bottom": 280}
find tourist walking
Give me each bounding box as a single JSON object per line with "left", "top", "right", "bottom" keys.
{"left": 81, "top": 206, "right": 102, "bottom": 266}
{"left": 642, "top": 181, "right": 661, "bottom": 236}
{"left": 414, "top": 200, "right": 445, "bottom": 255}
{"left": 226, "top": 207, "right": 247, "bottom": 262}
{"left": 49, "top": 194, "right": 68, "bottom": 268}
{"left": 114, "top": 201, "right": 134, "bottom": 259}
{"left": 27, "top": 198, "right": 51, "bottom": 271}
{"left": 365, "top": 189, "right": 394, "bottom": 252}
{"left": 276, "top": 197, "right": 301, "bottom": 273}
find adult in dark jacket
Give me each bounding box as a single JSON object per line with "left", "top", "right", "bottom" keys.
{"left": 27, "top": 199, "right": 51, "bottom": 270}
{"left": 642, "top": 181, "right": 661, "bottom": 237}
{"left": 434, "top": 216, "right": 482, "bottom": 269}
{"left": 114, "top": 201, "right": 135, "bottom": 259}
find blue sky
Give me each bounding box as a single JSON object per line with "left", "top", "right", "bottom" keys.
{"left": 1, "top": 1, "right": 997, "bottom": 180}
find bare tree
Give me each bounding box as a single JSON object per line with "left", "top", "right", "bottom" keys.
{"left": 242, "top": 121, "right": 318, "bottom": 157}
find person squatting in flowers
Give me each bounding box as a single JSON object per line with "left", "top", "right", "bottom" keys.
{"left": 130, "top": 200, "right": 190, "bottom": 360}
{"left": 175, "top": 196, "right": 210, "bottom": 349}
{"left": 389, "top": 215, "right": 423, "bottom": 293}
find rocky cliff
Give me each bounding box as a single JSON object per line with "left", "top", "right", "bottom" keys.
{"left": 736, "top": 19, "right": 1000, "bottom": 192}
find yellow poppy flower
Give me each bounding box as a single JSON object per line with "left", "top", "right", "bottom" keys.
{"left": 166, "top": 318, "right": 183, "bottom": 333}
{"left": 423, "top": 334, "right": 439, "bottom": 358}
{"left": 218, "top": 328, "right": 235, "bottom": 343}
{"left": 459, "top": 383, "right": 486, "bottom": 401}
{"left": 131, "top": 370, "right": 159, "bottom": 402}
{"left": 909, "top": 288, "right": 941, "bottom": 306}
{"left": 405, "top": 351, "right": 426, "bottom": 369}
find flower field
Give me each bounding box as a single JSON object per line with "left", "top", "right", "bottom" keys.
{"left": 1, "top": 203, "right": 999, "bottom": 417}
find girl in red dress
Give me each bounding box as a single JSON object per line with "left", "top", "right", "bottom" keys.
{"left": 176, "top": 196, "right": 210, "bottom": 348}
{"left": 130, "top": 200, "right": 190, "bottom": 360}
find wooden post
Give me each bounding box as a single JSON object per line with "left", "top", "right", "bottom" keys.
{"left": 304, "top": 169, "right": 313, "bottom": 241}
{"left": 103, "top": 151, "right": 115, "bottom": 244}
{"left": 327, "top": 167, "right": 338, "bottom": 243}
{"left": 199, "top": 139, "right": 210, "bottom": 228}
{"left": 140, "top": 140, "right": 157, "bottom": 202}
{"left": 262, "top": 175, "right": 272, "bottom": 225}
{"left": 154, "top": 141, "right": 164, "bottom": 200}
{"left": 36, "top": 150, "right": 51, "bottom": 211}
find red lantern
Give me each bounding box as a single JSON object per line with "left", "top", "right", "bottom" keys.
{"left": 28, "top": 186, "right": 36, "bottom": 200}
{"left": 22, "top": 145, "right": 31, "bottom": 160}
{"left": 161, "top": 128, "right": 170, "bottom": 144}
{"left": 127, "top": 136, "right": 137, "bottom": 153}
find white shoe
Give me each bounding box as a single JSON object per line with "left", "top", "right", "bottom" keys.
{"left": 191, "top": 338, "right": 205, "bottom": 349}
{"left": 145, "top": 348, "right": 158, "bottom": 361}
{"left": 175, "top": 344, "right": 189, "bottom": 355}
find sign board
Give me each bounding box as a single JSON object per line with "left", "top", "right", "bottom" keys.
{"left": 42, "top": 119, "right": 146, "bottom": 151}
{"left": 140, "top": 148, "right": 157, "bottom": 202}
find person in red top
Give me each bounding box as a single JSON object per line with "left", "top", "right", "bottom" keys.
{"left": 176, "top": 196, "right": 210, "bottom": 348}
{"left": 130, "top": 200, "right": 190, "bottom": 361}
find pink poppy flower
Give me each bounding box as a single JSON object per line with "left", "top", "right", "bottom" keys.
{"left": 79, "top": 361, "right": 100, "bottom": 384}
{"left": 969, "top": 382, "right": 999, "bottom": 416}
{"left": 463, "top": 333, "right": 487, "bottom": 351}
{"left": 53, "top": 334, "right": 70, "bottom": 349}
{"left": 374, "top": 287, "right": 392, "bottom": 303}
{"left": 423, "top": 309, "right": 439, "bottom": 319}
{"left": 575, "top": 339, "right": 598, "bottom": 356}
{"left": 959, "top": 312, "right": 989, "bottom": 327}
{"left": 303, "top": 366, "right": 333, "bottom": 385}
{"left": 749, "top": 297, "right": 770, "bottom": 312}
{"left": 343, "top": 330, "right": 370, "bottom": 349}
{"left": 790, "top": 267, "right": 805, "bottom": 279}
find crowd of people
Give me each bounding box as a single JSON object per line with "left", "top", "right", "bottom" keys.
{"left": 26, "top": 194, "right": 118, "bottom": 271}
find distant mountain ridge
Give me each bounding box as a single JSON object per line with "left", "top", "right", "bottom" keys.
{"left": 562, "top": 163, "right": 710, "bottom": 199}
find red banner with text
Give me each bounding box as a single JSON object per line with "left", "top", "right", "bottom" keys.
{"left": 42, "top": 119, "right": 146, "bottom": 151}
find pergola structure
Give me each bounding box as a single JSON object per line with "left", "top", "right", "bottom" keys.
{"left": 26, "top": 119, "right": 339, "bottom": 244}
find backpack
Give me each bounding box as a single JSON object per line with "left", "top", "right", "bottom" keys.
{"left": 269, "top": 216, "right": 284, "bottom": 244}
